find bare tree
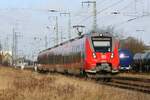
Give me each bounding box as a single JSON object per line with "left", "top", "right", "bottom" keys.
{"left": 120, "top": 37, "right": 148, "bottom": 54}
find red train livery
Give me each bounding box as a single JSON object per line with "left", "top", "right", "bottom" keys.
{"left": 37, "top": 32, "right": 120, "bottom": 76}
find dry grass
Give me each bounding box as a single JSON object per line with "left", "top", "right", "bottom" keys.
{"left": 0, "top": 66, "right": 149, "bottom": 100}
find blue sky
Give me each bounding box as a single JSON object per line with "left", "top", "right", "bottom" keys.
{"left": 0, "top": 0, "right": 150, "bottom": 59}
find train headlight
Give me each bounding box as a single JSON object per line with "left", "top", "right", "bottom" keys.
{"left": 100, "top": 34, "right": 103, "bottom": 37}
{"left": 111, "top": 53, "right": 114, "bottom": 58}
{"left": 119, "top": 53, "right": 124, "bottom": 58}
{"left": 93, "top": 52, "right": 97, "bottom": 59}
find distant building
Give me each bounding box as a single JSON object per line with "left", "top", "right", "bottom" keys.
{"left": 0, "top": 51, "right": 13, "bottom": 66}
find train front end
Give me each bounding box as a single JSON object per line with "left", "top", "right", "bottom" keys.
{"left": 119, "top": 49, "right": 133, "bottom": 70}
{"left": 84, "top": 33, "right": 120, "bottom": 74}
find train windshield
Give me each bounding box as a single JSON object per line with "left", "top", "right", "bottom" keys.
{"left": 92, "top": 37, "right": 112, "bottom": 53}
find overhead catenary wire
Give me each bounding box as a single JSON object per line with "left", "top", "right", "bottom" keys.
{"left": 76, "top": 0, "right": 124, "bottom": 25}
{"left": 109, "top": 14, "right": 150, "bottom": 28}
{"left": 73, "top": 0, "right": 109, "bottom": 18}
{"left": 76, "top": 0, "right": 150, "bottom": 30}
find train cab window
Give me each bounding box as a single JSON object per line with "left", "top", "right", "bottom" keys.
{"left": 92, "top": 37, "right": 112, "bottom": 53}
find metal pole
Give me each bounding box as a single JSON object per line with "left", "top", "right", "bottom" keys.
{"left": 81, "top": 0, "right": 97, "bottom": 32}
{"left": 12, "top": 28, "right": 16, "bottom": 66}
{"left": 148, "top": 0, "right": 149, "bottom": 13}
{"left": 12, "top": 28, "right": 14, "bottom": 65}
{"left": 93, "top": 1, "right": 97, "bottom": 31}
{"left": 55, "top": 16, "right": 59, "bottom": 45}
{"left": 15, "top": 32, "right": 17, "bottom": 60}
{"left": 68, "top": 13, "right": 71, "bottom": 39}
{"left": 12, "top": 27, "right": 21, "bottom": 66}
{"left": 48, "top": 10, "right": 59, "bottom": 45}
{"left": 134, "top": 0, "right": 137, "bottom": 15}
{"left": 60, "top": 27, "right": 63, "bottom": 43}
{"left": 60, "top": 12, "right": 72, "bottom": 40}
{"left": 4, "top": 36, "right": 9, "bottom": 51}
{"left": 45, "top": 35, "right": 48, "bottom": 49}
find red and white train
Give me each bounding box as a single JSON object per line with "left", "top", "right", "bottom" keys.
{"left": 37, "top": 32, "right": 120, "bottom": 77}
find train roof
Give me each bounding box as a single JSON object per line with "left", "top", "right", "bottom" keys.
{"left": 39, "top": 34, "right": 85, "bottom": 54}
{"left": 39, "top": 32, "right": 113, "bottom": 54}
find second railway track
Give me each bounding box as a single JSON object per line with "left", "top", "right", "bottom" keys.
{"left": 100, "top": 76, "right": 150, "bottom": 94}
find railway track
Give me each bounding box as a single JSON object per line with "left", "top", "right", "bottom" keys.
{"left": 101, "top": 76, "right": 150, "bottom": 94}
